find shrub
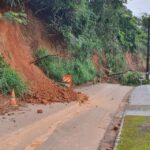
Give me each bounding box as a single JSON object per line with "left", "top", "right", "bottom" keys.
{"left": 35, "top": 48, "right": 97, "bottom": 85}
{"left": 0, "top": 56, "right": 28, "bottom": 97}
{"left": 106, "top": 52, "right": 127, "bottom": 73}
{"left": 4, "top": 0, "right": 24, "bottom": 8}
{"left": 121, "top": 71, "right": 142, "bottom": 86}
{"left": 35, "top": 48, "right": 65, "bottom": 81}
{"left": 65, "top": 59, "right": 96, "bottom": 84}
{"left": 3, "top": 11, "right": 27, "bottom": 25}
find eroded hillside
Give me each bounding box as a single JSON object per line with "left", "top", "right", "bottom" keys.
{"left": 0, "top": 13, "right": 87, "bottom": 105}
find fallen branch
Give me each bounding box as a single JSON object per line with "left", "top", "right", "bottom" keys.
{"left": 109, "top": 70, "right": 132, "bottom": 76}
{"left": 30, "top": 54, "right": 58, "bottom": 64}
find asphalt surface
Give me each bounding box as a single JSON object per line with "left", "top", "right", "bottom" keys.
{"left": 0, "top": 84, "right": 132, "bottom": 150}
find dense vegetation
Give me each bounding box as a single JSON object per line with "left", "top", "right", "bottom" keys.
{"left": 4, "top": 0, "right": 24, "bottom": 9}
{"left": 0, "top": 56, "right": 28, "bottom": 97}
{"left": 2, "top": 0, "right": 149, "bottom": 85}
{"left": 35, "top": 48, "right": 96, "bottom": 84}
{"left": 121, "top": 71, "right": 142, "bottom": 86}
{"left": 27, "top": 0, "right": 147, "bottom": 74}
{"left": 3, "top": 11, "right": 27, "bottom": 25}
{"left": 27, "top": 0, "right": 147, "bottom": 53}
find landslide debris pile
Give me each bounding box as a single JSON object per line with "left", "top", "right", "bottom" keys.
{"left": 0, "top": 19, "right": 88, "bottom": 104}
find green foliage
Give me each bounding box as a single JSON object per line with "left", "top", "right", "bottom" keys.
{"left": 121, "top": 71, "right": 142, "bottom": 86}
{"left": 27, "top": 0, "right": 147, "bottom": 56}
{"left": 4, "top": 11, "right": 27, "bottom": 25}
{"left": 4, "top": 0, "right": 24, "bottom": 8}
{"left": 117, "top": 10, "right": 139, "bottom": 51}
{"left": 0, "top": 56, "right": 28, "bottom": 97}
{"left": 26, "top": 1, "right": 147, "bottom": 77}
{"left": 68, "top": 59, "right": 97, "bottom": 84}
{"left": 106, "top": 52, "right": 127, "bottom": 73}
{"left": 135, "top": 31, "right": 147, "bottom": 55}
{"left": 28, "top": 0, "right": 102, "bottom": 58}
{"left": 141, "top": 14, "right": 150, "bottom": 29}
{"left": 60, "top": 27, "right": 102, "bottom": 59}
{"left": 35, "top": 48, "right": 66, "bottom": 81}
{"left": 35, "top": 48, "right": 96, "bottom": 84}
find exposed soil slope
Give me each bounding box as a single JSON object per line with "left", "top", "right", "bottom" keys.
{"left": 125, "top": 52, "right": 145, "bottom": 72}
{"left": 0, "top": 19, "right": 87, "bottom": 104}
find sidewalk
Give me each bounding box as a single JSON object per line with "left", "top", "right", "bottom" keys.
{"left": 115, "top": 85, "right": 150, "bottom": 150}
{"left": 126, "top": 85, "right": 150, "bottom": 116}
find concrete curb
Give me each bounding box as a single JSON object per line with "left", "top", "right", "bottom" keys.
{"left": 113, "top": 89, "right": 134, "bottom": 150}
{"left": 113, "top": 113, "right": 125, "bottom": 150}
{"left": 113, "top": 88, "right": 135, "bottom": 150}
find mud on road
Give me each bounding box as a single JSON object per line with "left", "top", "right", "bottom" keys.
{"left": 0, "top": 83, "right": 132, "bottom": 150}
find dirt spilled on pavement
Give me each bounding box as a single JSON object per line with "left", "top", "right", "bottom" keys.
{"left": 98, "top": 90, "right": 132, "bottom": 150}
{"left": 0, "top": 19, "right": 88, "bottom": 105}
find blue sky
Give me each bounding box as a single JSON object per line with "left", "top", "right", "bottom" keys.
{"left": 125, "top": 0, "right": 150, "bottom": 17}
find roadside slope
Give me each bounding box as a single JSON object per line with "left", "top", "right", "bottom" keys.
{"left": 0, "top": 19, "right": 86, "bottom": 104}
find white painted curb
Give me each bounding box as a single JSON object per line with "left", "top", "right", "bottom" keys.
{"left": 113, "top": 112, "right": 126, "bottom": 150}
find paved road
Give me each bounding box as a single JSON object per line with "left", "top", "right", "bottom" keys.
{"left": 0, "top": 84, "right": 132, "bottom": 150}
{"left": 126, "top": 85, "right": 150, "bottom": 116}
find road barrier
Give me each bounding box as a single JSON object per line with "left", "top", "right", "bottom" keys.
{"left": 10, "top": 89, "right": 18, "bottom": 107}
{"left": 63, "top": 75, "right": 73, "bottom": 96}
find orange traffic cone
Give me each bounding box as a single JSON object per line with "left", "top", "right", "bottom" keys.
{"left": 10, "top": 89, "right": 18, "bottom": 107}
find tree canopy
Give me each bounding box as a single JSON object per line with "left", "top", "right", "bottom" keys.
{"left": 2, "top": 0, "right": 148, "bottom": 60}
{"left": 1, "top": 0, "right": 149, "bottom": 83}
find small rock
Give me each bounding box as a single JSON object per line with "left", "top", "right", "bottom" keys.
{"left": 112, "top": 125, "right": 119, "bottom": 131}
{"left": 41, "top": 100, "right": 48, "bottom": 105}
{"left": 8, "top": 113, "right": 14, "bottom": 116}
{"left": 118, "top": 123, "right": 121, "bottom": 126}
{"left": 2, "top": 117, "right": 6, "bottom": 119}
{"left": 37, "top": 109, "right": 43, "bottom": 114}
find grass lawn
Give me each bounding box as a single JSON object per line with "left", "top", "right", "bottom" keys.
{"left": 117, "top": 116, "right": 150, "bottom": 150}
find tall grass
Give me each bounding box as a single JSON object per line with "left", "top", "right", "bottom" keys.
{"left": 0, "top": 56, "right": 28, "bottom": 97}
{"left": 35, "top": 48, "right": 96, "bottom": 85}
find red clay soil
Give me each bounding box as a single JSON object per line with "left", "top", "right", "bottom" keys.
{"left": 92, "top": 53, "right": 101, "bottom": 70}
{"left": 125, "top": 52, "right": 145, "bottom": 72}
{"left": 0, "top": 19, "right": 87, "bottom": 104}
